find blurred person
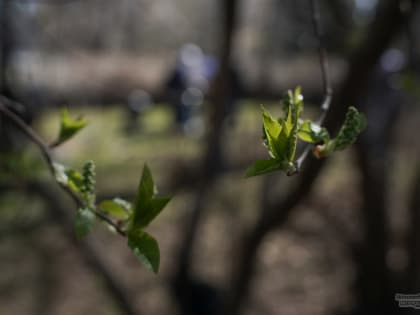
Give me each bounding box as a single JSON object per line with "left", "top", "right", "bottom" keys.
{"left": 165, "top": 43, "right": 216, "bottom": 137}
{"left": 165, "top": 43, "right": 243, "bottom": 137}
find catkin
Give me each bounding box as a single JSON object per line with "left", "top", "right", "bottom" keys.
{"left": 81, "top": 160, "right": 96, "bottom": 195}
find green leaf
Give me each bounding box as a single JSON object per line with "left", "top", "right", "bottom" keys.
{"left": 52, "top": 162, "right": 84, "bottom": 193}
{"left": 260, "top": 106, "right": 289, "bottom": 161}
{"left": 276, "top": 87, "right": 304, "bottom": 162}
{"left": 297, "top": 120, "right": 330, "bottom": 144}
{"left": 283, "top": 98, "right": 293, "bottom": 136}
{"left": 134, "top": 164, "right": 155, "bottom": 213}
{"left": 98, "top": 198, "right": 131, "bottom": 220}
{"left": 56, "top": 108, "right": 87, "bottom": 145}
{"left": 274, "top": 120, "right": 290, "bottom": 160}
{"left": 261, "top": 106, "right": 283, "bottom": 159}
{"left": 332, "top": 106, "right": 366, "bottom": 151}
{"left": 245, "top": 159, "right": 285, "bottom": 177}
{"left": 66, "top": 169, "right": 84, "bottom": 193}
{"left": 313, "top": 107, "right": 366, "bottom": 158}
{"left": 131, "top": 164, "right": 171, "bottom": 229}
{"left": 139, "top": 197, "right": 171, "bottom": 228}
{"left": 262, "top": 106, "right": 282, "bottom": 139}
{"left": 74, "top": 207, "right": 95, "bottom": 239}
{"left": 113, "top": 197, "right": 132, "bottom": 212}
{"left": 127, "top": 229, "right": 160, "bottom": 273}
{"left": 297, "top": 121, "right": 315, "bottom": 143}
{"left": 132, "top": 195, "right": 171, "bottom": 229}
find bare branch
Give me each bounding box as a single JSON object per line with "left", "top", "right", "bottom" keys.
{"left": 0, "top": 98, "right": 126, "bottom": 237}
{"left": 310, "top": 0, "right": 333, "bottom": 123}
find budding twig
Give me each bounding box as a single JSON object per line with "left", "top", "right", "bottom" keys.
{"left": 291, "top": 0, "right": 333, "bottom": 175}
{"left": 0, "top": 99, "right": 126, "bottom": 237}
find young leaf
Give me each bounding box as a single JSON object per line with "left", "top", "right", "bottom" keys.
{"left": 98, "top": 198, "right": 132, "bottom": 220}
{"left": 261, "top": 107, "right": 289, "bottom": 161}
{"left": 55, "top": 108, "right": 87, "bottom": 145}
{"left": 274, "top": 119, "right": 289, "bottom": 157}
{"left": 134, "top": 164, "right": 155, "bottom": 213}
{"left": 282, "top": 87, "right": 302, "bottom": 161}
{"left": 261, "top": 106, "right": 283, "bottom": 159}
{"left": 262, "top": 106, "right": 282, "bottom": 139}
{"left": 127, "top": 229, "right": 160, "bottom": 273}
{"left": 297, "top": 120, "right": 330, "bottom": 144}
{"left": 52, "top": 162, "right": 85, "bottom": 194}
{"left": 333, "top": 106, "right": 366, "bottom": 150}
{"left": 245, "top": 159, "right": 284, "bottom": 177}
{"left": 313, "top": 106, "right": 366, "bottom": 158}
{"left": 74, "top": 207, "right": 95, "bottom": 239}
{"left": 131, "top": 164, "right": 171, "bottom": 229}
{"left": 66, "top": 168, "right": 84, "bottom": 193}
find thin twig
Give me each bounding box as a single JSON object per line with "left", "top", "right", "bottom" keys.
{"left": 0, "top": 99, "right": 126, "bottom": 237}
{"left": 291, "top": 0, "right": 333, "bottom": 174}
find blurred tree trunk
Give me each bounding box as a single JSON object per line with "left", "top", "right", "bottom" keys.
{"left": 172, "top": 1, "right": 239, "bottom": 315}
{"left": 406, "top": 164, "right": 420, "bottom": 293}
{"left": 353, "top": 66, "right": 401, "bottom": 315}
{"left": 0, "top": 0, "right": 12, "bottom": 98}
{"left": 0, "top": 0, "right": 21, "bottom": 154}
{"left": 203, "top": 0, "right": 238, "bottom": 178}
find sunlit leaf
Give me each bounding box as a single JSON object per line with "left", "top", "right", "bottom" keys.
{"left": 98, "top": 198, "right": 131, "bottom": 220}
{"left": 55, "top": 108, "right": 87, "bottom": 146}
{"left": 261, "top": 106, "right": 283, "bottom": 158}
{"left": 66, "top": 169, "right": 84, "bottom": 193}
{"left": 297, "top": 120, "right": 330, "bottom": 144}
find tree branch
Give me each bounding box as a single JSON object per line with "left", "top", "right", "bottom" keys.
{"left": 292, "top": 0, "right": 332, "bottom": 174}
{"left": 0, "top": 97, "right": 126, "bottom": 237}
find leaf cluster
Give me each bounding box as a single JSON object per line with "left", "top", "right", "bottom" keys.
{"left": 51, "top": 109, "right": 170, "bottom": 273}
{"left": 246, "top": 87, "right": 366, "bottom": 177}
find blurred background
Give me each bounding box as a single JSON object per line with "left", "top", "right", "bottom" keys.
{"left": 1, "top": 0, "right": 420, "bottom": 314}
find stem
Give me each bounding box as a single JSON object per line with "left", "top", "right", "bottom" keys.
{"left": 292, "top": 0, "right": 333, "bottom": 174}
{"left": 310, "top": 0, "right": 333, "bottom": 124}
{"left": 0, "top": 99, "right": 126, "bottom": 237}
